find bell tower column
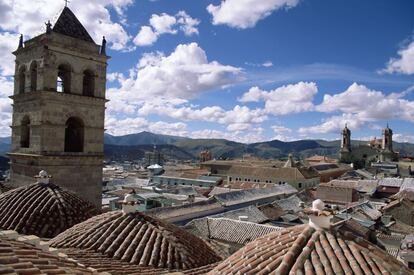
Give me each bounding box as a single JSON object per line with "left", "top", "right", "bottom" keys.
{"left": 8, "top": 7, "right": 109, "bottom": 208}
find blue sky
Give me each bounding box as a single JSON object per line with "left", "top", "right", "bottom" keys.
{"left": 0, "top": 0, "right": 414, "bottom": 143}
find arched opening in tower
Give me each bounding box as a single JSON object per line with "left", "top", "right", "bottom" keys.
{"left": 57, "top": 64, "right": 72, "bottom": 93}
{"left": 30, "top": 62, "right": 38, "bottom": 92}
{"left": 18, "top": 66, "right": 26, "bottom": 94}
{"left": 64, "top": 117, "right": 84, "bottom": 152}
{"left": 20, "top": 116, "right": 30, "bottom": 148}
{"left": 82, "top": 70, "right": 95, "bottom": 97}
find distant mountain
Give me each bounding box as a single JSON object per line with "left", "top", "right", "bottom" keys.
{"left": 0, "top": 137, "right": 10, "bottom": 144}
{"left": 104, "top": 144, "right": 195, "bottom": 161}
{"left": 0, "top": 155, "right": 9, "bottom": 172}
{"left": 1, "top": 132, "right": 414, "bottom": 161}
{"left": 0, "top": 137, "right": 11, "bottom": 156}
{"left": 104, "top": 131, "right": 189, "bottom": 146}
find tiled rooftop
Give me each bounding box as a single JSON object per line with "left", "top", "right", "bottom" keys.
{"left": 50, "top": 211, "right": 221, "bottom": 271}
{"left": 206, "top": 218, "right": 283, "bottom": 244}
{"left": 0, "top": 232, "right": 93, "bottom": 274}
{"left": 209, "top": 224, "right": 411, "bottom": 274}
{"left": 378, "top": 178, "right": 403, "bottom": 188}
{"left": 213, "top": 185, "right": 297, "bottom": 206}
{"left": 0, "top": 182, "right": 12, "bottom": 194}
{"left": 0, "top": 182, "right": 99, "bottom": 238}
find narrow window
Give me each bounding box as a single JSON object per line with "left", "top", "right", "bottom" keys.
{"left": 82, "top": 70, "right": 95, "bottom": 96}
{"left": 30, "top": 62, "right": 37, "bottom": 91}
{"left": 18, "top": 67, "right": 26, "bottom": 94}
{"left": 57, "top": 64, "right": 71, "bottom": 93}
{"left": 64, "top": 117, "right": 84, "bottom": 152}
{"left": 20, "top": 116, "right": 30, "bottom": 148}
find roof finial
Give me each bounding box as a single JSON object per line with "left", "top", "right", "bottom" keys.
{"left": 122, "top": 192, "right": 137, "bottom": 214}
{"left": 345, "top": 122, "right": 347, "bottom": 128}
{"left": 45, "top": 20, "right": 52, "bottom": 34}
{"left": 100, "top": 36, "right": 106, "bottom": 55}
{"left": 35, "top": 170, "right": 52, "bottom": 184}
{"left": 18, "top": 34, "right": 23, "bottom": 49}
{"left": 64, "top": 0, "right": 70, "bottom": 7}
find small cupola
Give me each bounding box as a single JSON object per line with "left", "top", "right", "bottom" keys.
{"left": 121, "top": 193, "right": 137, "bottom": 214}
{"left": 305, "top": 199, "right": 335, "bottom": 230}
{"left": 35, "top": 170, "right": 51, "bottom": 184}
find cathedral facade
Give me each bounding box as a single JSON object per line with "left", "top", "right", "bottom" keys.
{"left": 339, "top": 124, "right": 397, "bottom": 163}
{"left": 8, "top": 7, "right": 108, "bottom": 207}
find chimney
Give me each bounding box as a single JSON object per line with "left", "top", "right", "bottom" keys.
{"left": 306, "top": 199, "right": 334, "bottom": 230}
{"left": 121, "top": 193, "right": 137, "bottom": 214}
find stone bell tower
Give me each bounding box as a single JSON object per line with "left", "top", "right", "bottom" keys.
{"left": 8, "top": 7, "right": 109, "bottom": 207}
{"left": 339, "top": 124, "right": 351, "bottom": 160}
{"left": 380, "top": 124, "right": 396, "bottom": 161}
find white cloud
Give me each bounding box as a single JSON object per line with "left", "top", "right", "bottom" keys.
{"left": 104, "top": 43, "right": 259, "bottom": 135}
{"left": 272, "top": 125, "right": 292, "bottom": 134}
{"left": 383, "top": 40, "right": 414, "bottom": 75}
{"left": 298, "top": 113, "right": 364, "bottom": 135}
{"left": 393, "top": 133, "right": 414, "bottom": 144}
{"left": 244, "top": 61, "right": 274, "bottom": 68}
{"left": 262, "top": 61, "right": 273, "bottom": 67}
{"left": 110, "top": 43, "right": 241, "bottom": 102}
{"left": 299, "top": 83, "right": 414, "bottom": 135}
{"left": 137, "top": 102, "right": 267, "bottom": 131}
{"left": 105, "top": 115, "right": 188, "bottom": 137}
{"left": 239, "top": 82, "right": 318, "bottom": 115}
{"left": 0, "top": 0, "right": 132, "bottom": 51}
{"left": 133, "top": 11, "right": 200, "bottom": 46}
{"left": 190, "top": 127, "right": 266, "bottom": 144}
{"left": 316, "top": 82, "right": 414, "bottom": 122}
{"left": 133, "top": 26, "right": 158, "bottom": 46}
{"left": 177, "top": 11, "right": 200, "bottom": 36}
{"left": 149, "top": 13, "right": 177, "bottom": 34}
{"left": 271, "top": 125, "right": 294, "bottom": 141}
{"left": 0, "top": 32, "right": 19, "bottom": 76}
{"left": 0, "top": 76, "right": 13, "bottom": 136}
{"left": 207, "top": 0, "right": 300, "bottom": 29}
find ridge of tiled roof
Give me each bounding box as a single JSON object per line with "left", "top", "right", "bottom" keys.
{"left": 0, "top": 230, "right": 95, "bottom": 274}
{"left": 209, "top": 224, "right": 411, "bottom": 274}
{"left": 52, "top": 7, "right": 95, "bottom": 43}
{"left": 49, "top": 211, "right": 221, "bottom": 271}
{"left": 0, "top": 182, "right": 99, "bottom": 238}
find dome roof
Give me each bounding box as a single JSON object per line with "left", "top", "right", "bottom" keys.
{"left": 210, "top": 224, "right": 410, "bottom": 274}
{"left": 50, "top": 211, "right": 221, "bottom": 271}
{"left": 0, "top": 234, "right": 92, "bottom": 274}
{"left": 0, "top": 182, "right": 99, "bottom": 238}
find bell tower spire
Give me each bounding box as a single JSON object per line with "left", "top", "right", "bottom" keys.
{"left": 8, "top": 7, "right": 109, "bottom": 207}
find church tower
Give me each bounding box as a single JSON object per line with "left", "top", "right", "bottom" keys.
{"left": 8, "top": 7, "right": 109, "bottom": 207}
{"left": 382, "top": 124, "right": 393, "bottom": 152}
{"left": 380, "top": 124, "right": 395, "bottom": 161}
{"left": 340, "top": 124, "right": 351, "bottom": 160}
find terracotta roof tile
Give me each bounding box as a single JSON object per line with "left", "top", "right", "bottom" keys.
{"left": 0, "top": 235, "right": 93, "bottom": 274}
{"left": 208, "top": 224, "right": 412, "bottom": 274}
{"left": 206, "top": 218, "right": 283, "bottom": 244}
{"left": 0, "top": 182, "right": 99, "bottom": 238}
{"left": 50, "top": 211, "right": 221, "bottom": 271}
